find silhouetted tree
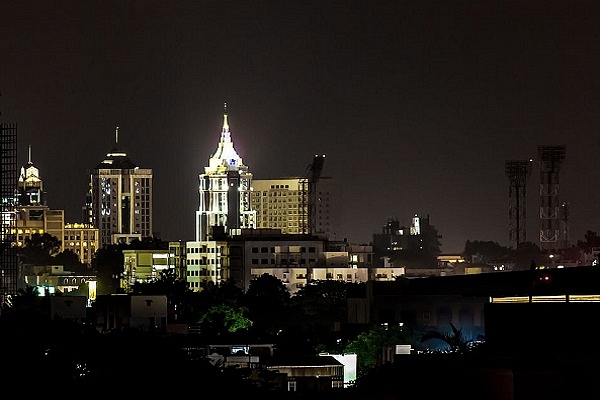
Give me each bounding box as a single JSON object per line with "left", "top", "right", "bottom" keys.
{"left": 91, "top": 243, "right": 126, "bottom": 295}
{"left": 577, "top": 230, "right": 600, "bottom": 254}
{"left": 243, "top": 274, "right": 291, "bottom": 338}
{"left": 196, "top": 304, "right": 252, "bottom": 339}
{"left": 128, "top": 235, "right": 168, "bottom": 250}
{"left": 53, "top": 249, "right": 88, "bottom": 273}
{"left": 421, "top": 321, "right": 476, "bottom": 354}
{"left": 18, "top": 232, "right": 62, "bottom": 265}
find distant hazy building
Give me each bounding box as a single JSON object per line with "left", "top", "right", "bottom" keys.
{"left": 372, "top": 214, "right": 441, "bottom": 268}
{"left": 89, "top": 127, "right": 153, "bottom": 248}
{"left": 14, "top": 147, "right": 98, "bottom": 266}
{"left": 63, "top": 223, "right": 98, "bottom": 266}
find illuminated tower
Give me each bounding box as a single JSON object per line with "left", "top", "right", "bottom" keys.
{"left": 505, "top": 159, "right": 532, "bottom": 249}
{"left": 196, "top": 104, "right": 255, "bottom": 241}
{"left": 17, "top": 145, "right": 45, "bottom": 206}
{"left": 90, "top": 127, "right": 153, "bottom": 248}
{"left": 537, "top": 145, "right": 566, "bottom": 252}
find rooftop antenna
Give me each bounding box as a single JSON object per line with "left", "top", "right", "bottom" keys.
{"left": 115, "top": 126, "right": 119, "bottom": 145}
{"left": 28, "top": 144, "right": 32, "bottom": 164}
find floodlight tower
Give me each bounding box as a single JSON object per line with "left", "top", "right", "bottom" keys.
{"left": 505, "top": 159, "right": 532, "bottom": 249}
{"left": 537, "top": 145, "right": 566, "bottom": 253}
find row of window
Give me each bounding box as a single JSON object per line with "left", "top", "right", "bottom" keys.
{"left": 251, "top": 258, "right": 317, "bottom": 265}
{"left": 187, "top": 259, "right": 220, "bottom": 265}
{"left": 186, "top": 269, "right": 219, "bottom": 276}
{"left": 251, "top": 246, "right": 317, "bottom": 253}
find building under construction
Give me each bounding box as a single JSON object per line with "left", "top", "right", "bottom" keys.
{"left": 1, "top": 122, "right": 18, "bottom": 310}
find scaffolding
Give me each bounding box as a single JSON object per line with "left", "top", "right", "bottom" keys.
{"left": 537, "top": 145, "right": 566, "bottom": 252}
{"left": 505, "top": 160, "right": 532, "bottom": 249}
{"left": 1, "top": 123, "right": 18, "bottom": 310}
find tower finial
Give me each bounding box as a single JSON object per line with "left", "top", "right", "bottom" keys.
{"left": 115, "top": 126, "right": 119, "bottom": 145}
{"left": 222, "top": 103, "right": 229, "bottom": 131}
{"left": 28, "top": 144, "right": 32, "bottom": 164}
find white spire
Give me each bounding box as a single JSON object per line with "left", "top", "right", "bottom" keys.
{"left": 206, "top": 103, "right": 244, "bottom": 173}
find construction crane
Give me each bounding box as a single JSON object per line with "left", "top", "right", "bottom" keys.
{"left": 300, "top": 155, "right": 325, "bottom": 235}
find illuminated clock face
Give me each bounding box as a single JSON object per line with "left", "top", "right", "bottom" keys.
{"left": 229, "top": 159, "right": 237, "bottom": 166}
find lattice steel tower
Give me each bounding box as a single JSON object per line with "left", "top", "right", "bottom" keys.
{"left": 537, "top": 145, "right": 566, "bottom": 252}
{"left": 1, "top": 122, "right": 18, "bottom": 310}
{"left": 505, "top": 159, "right": 532, "bottom": 249}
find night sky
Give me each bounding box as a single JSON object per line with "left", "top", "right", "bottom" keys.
{"left": 1, "top": 1, "right": 599, "bottom": 253}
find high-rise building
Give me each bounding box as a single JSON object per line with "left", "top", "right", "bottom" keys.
{"left": 14, "top": 147, "right": 62, "bottom": 246}
{"left": 1, "top": 122, "right": 18, "bottom": 307}
{"left": 195, "top": 104, "right": 255, "bottom": 241}
{"left": 250, "top": 176, "right": 341, "bottom": 239}
{"left": 250, "top": 178, "right": 308, "bottom": 235}
{"left": 89, "top": 127, "right": 153, "bottom": 248}
{"left": 17, "top": 145, "right": 45, "bottom": 206}
{"left": 13, "top": 147, "right": 98, "bottom": 266}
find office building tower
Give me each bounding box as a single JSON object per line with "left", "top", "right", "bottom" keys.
{"left": 250, "top": 178, "right": 307, "bottom": 235}
{"left": 195, "top": 104, "right": 255, "bottom": 241}
{"left": 90, "top": 127, "right": 153, "bottom": 248}
{"left": 15, "top": 147, "right": 62, "bottom": 244}
{"left": 250, "top": 176, "right": 341, "bottom": 239}
{"left": 17, "top": 145, "right": 45, "bottom": 206}
{"left": 13, "top": 146, "right": 97, "bottom": 266}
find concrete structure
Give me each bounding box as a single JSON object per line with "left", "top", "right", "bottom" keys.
{"left": 121, "top": 248, "right": 173, "bottom": 291}
{"left": 89, "top": 126, "right": 153, "bottom": 248}
{"left": 266, "top": 355, "right": 345, "bottom": 392}
{"left": 94, "top": 294, "right": 168, "bottom": 332}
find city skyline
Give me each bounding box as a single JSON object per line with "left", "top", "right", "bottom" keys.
{"left": 2, "top": 1, "right": 599, "bottom": 253}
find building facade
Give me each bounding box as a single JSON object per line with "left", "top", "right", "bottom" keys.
{"left": 250, "top": 178, "right": 308, "bottom": 235}
{"left": 63, "top": 223, "right": 99, "bottom": 266}
{"left": 250, "top": 176, "right": 341, "bottom": 239}
{"left": 89, "top": 127, "right": 153, "bottom": 248}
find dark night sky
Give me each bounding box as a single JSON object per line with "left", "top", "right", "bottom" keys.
{"left": 1, "top": 1, "right": 600, "bottom": 253}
